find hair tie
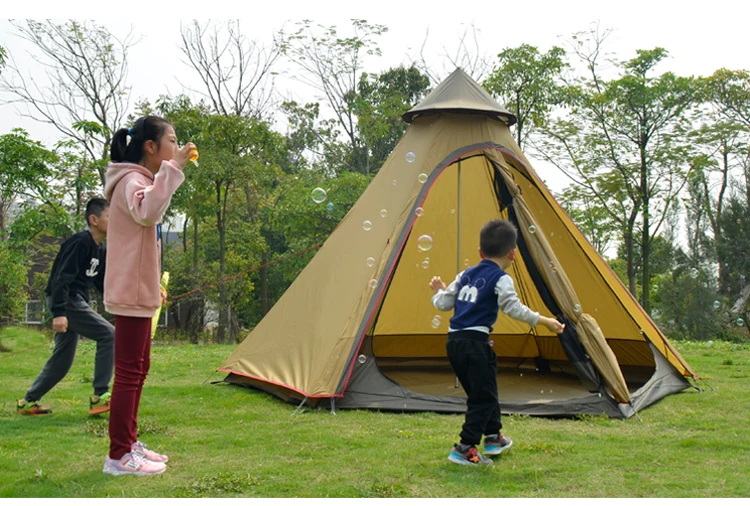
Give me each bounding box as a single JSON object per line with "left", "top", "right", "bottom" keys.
{"left": 127, "top": 128, "right": 133, "bottom": 136}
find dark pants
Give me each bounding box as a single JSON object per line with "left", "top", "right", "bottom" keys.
{"left": 446, "top": 330, "right": 502, "bottom": 446}
{"left": 109, "top": 315, "right": 152, "bottom": 460}
{"left": 25, "top": 295, "right": 114, "bottom": 402}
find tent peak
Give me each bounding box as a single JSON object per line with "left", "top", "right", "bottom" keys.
{"left": 402, "top": 67, "right": 517, "bottom": 126}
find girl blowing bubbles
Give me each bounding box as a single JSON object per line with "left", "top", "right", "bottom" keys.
{"left": 102, "top": 115, "right": 194, "bottom": 475}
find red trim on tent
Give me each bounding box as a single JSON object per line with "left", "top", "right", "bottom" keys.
{"left": 218, "top": 368, "right": 344, "bottom": 399}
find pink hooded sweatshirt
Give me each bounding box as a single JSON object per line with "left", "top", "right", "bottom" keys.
{"left": 104, "top": 160, "right": 185, "bottom": 318}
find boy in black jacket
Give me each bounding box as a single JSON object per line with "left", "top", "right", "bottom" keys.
{"left": 17, "top": 198, "right": 115, "bottom": 416}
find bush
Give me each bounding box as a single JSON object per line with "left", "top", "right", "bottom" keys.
{"left": 0, "top": 242, "right": 28, "bottom": 326}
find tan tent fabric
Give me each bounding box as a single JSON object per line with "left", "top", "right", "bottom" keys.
{"left": 403, "top": 68, "right": 516, "bottom": 125}
{"left": 221, "top": 68, "right": 695, "bottom": 416}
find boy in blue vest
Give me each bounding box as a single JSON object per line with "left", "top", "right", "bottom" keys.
{"left": 430, "top": 219, "right": 565, "bottom": 465}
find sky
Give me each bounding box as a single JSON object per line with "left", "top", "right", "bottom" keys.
{"left": 2, "top": 0, "right": 750, "bottom": 196}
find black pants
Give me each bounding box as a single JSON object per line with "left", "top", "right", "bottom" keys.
{"left": 25, "top": 295, "right": 114, "bottom": 402}
{"left": 447, "top": 330, "right": 502, "bottom": 446}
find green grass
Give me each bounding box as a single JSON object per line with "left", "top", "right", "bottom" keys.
{"left": 1, "top": 325, "right": 749, "bottom": 497}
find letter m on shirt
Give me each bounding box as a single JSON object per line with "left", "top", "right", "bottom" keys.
{"left": 458, "top": 285, "right": 478, "bottom": 304}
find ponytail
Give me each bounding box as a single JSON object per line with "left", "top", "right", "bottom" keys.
{"left": 109, "top": 115, "right": 173, "bottom": 164}
{"left": 110, "top": 128, "right": 130, "bottom": 162}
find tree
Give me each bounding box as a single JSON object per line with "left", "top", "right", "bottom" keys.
{"left": 353, "top": 65, "right": 431, "bottom": 172}
{"left": 716, "top": 194, "right": 750, "bottom": 328}
{"left": 178, "top": 20, "right": 285, "bottom": 120}
{"left": 155, "top": 96, "right": 285, "bottom": 343}
{"left": 0, "top": 241, "right": 27, "bottom": 327}
{"left": 483, "top": 44, "right": 567, "bottom": 150}
{"left": 0, "top": 20, "right": 134, "bottom": 188}
{"left": 556, "top": 185, "right": 618, "bottom": 256}
{"left": 537, "top": 31, "right": 698, "bottom": 312}
{"left": 687, "top": 117, "right": 749, "bottom": 292}
{"left": 282, "top": 100, "right": 350, "bottom": 176}
{"left": 285, "top": 19, "right": 387, "bottom": 175}
{"left": 705, "top": 68, "right": 750, "bottom": 128}
{"left": 0, "top": 129, "right": 72, "bottom": 243}
{"left": 409, "top": 23, "right": 493, "bottom": 84}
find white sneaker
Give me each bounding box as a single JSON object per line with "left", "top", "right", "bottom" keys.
{"left": 103, "top": 452, "right": 167, "bottom": 476}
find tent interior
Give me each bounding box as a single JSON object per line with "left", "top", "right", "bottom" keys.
{"left": 365, "top": 150, "right": 657, "bottom": 404}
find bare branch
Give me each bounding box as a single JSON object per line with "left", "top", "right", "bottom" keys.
{"left": 178, "top": 20, "right": 284, "bottom": 121}
{"left": 0, "top": 20, "right": 135, "bottom": 185}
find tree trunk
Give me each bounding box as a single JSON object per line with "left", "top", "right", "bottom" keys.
{"left": 639, "top": 138, "right": 650, "bottom": 312}
{"left": 625, "top": 215, "right": 637, "bottom": 296}
{"left": 260, "top": 250, "right": 269, "bottom": 316}
{"left": 182, "top": 216, "right": 188, "bottom": 254}
{"left": 216, "top": 181, "right": 228, "bottom": 344}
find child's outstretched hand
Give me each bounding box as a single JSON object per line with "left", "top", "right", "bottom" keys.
{"left": 540, "top": 316, "right": 565, "bottom": 334}
{"left": 429, "top": 276, "right": 446, "bottom": 295}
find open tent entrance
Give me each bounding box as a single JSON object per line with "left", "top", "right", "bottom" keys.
{"left": 355, "top": 149, "right": 657, "bottom": 411}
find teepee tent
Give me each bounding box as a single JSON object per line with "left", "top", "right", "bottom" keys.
{"left": 220, "top": 68, "right": 697, "bottom": 418}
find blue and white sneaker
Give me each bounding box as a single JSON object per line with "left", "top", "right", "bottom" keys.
{"left": 448, "top": 444, "right": 493, "bottom": 466}
{"left": 483, "top": 433, "right": 513, "bottom": 456}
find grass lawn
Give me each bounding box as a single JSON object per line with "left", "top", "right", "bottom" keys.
{"left": 1, "top": 325, "right": 748, "bottom": 498}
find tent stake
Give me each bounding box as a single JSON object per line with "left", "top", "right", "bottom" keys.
{"left": 330, "top": 397, "right": 337, "bottom": 415}
{"left": 698, "top": 377, "right": 715, "bottom": 392}
{"left": 628, "top": 400, "right": 643, "bottom": 423}
{"left": 291, "top": 397, "right": 308, "bottom": 416}
{"left": 201, "top": 369, "right": 219, "bottom": 385}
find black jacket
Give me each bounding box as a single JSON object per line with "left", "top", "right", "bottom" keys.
{"left": 44, "top": 230, "right": 106, "bottom": 318}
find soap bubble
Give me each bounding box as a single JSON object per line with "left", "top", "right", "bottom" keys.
{"left": 406, "top": 152, "right": 416, "bottom": 163}
{"left": 540, "top": 390, "right": 544, "bottom": 394}
{"left": 289, "top": 152, "right": 299, "bottom": 164}
{"left": 431, "top": 315, "right": 442, "bottom": 328}
{"left": 358, "top": 355, "right": 367, "bottom": 364}
{"left": 380, "top": 209, "right": 387, "bottom": 218}
{"left": 366, "top": 257, "right": 375, "bottom": 267}
{"left": 489, "top": 340, "right": 494, "bottom": 346}
{"left": 311, "top": 187, "right": 327, "bottom": 204}
{"left": 326, "top": 202, "right": 335, "bottom": 212}
{"left": 520, "top": 373, "right": 523, "bottom": 377}
{"left": 415, "top": 207, "right": 424, "bottom": 217}
{"left": 392, "top": 179, "right": 397, "bottom": 186}
{"left": 574, "top": 304, "right": 581, "bottom": 314}
{"left": 450, "top": 208, "right": 455, "bottom": 214}
{"left": 421, "top": 258, "right": 430, "bottom": 269}
{"left": 417, "top": 235, "right": 432, "bottom": 251}
{"left": 528, "top": 225, "right": 537, "bottom": 234}
{"left": 689, "top": 268, "right": 699, "bottom": 279}
{"left": 737, "top": 318, "right": 745, "bottom": 327}
{"left": 464, "top": 258, "right": 470, "bottom": 267}
{"left": 713, "top": 300, "right": 720, "bottom": 310}
{"left": 417, "top": 173, "right": 428, "bottom": 183}
{"left": 363, "top": 220, "right": 372, "bottom": 231}
{"left": 369, "top": 279, "right": 378, "bottom": 289}
{"left": 550, "top": 232, "right": 555, "bottom": 237}
{"left": 417, "top": 235, "right": 433, "bottom": 252}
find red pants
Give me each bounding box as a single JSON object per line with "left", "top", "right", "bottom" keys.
{"left": 108, "top": 315, "right": 151, "bottom": 459}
